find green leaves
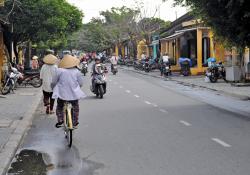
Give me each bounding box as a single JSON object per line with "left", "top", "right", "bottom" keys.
{"left": 1, "top": 0, "right": 83, "bottom": 48}
{"left": 171, "top": 0, "right": 250, "bottom": 48}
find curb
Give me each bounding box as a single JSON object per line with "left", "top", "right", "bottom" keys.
{"left": 120, "top": 66, "right": 250, "bottom": 101}
{"left": 0, "top": 91, "right": 42, "bottom": 175}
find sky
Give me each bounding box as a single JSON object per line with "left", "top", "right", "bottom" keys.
{"left": 66, "top": 0, "right": 188, "bottom": 23}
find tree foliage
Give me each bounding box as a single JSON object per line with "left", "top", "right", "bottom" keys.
{"left": 1, "top": 0, "right": 83, "bottom": 45}
{"left": 169, "top": 0, "right": 250, "bottom": 48}
{"left": 71, "top": 5, "right": 170, "bottom": 56}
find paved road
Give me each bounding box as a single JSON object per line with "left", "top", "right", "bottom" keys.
{"left": 7, "top": 68, "right": 250, "bottom": 175}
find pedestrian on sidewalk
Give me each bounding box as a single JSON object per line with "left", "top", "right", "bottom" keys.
{"left": 51, "top": 55, "right": 86, "bottom": 128}
{"left": 31, "top": 56, "right": 39, "bottom": 70}
{"left": 40, "top": 54, "right": 58, "bottom": 114}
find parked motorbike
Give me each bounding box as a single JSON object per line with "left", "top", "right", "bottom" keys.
{"left": 144, "top": 60, "right": 151, "bottom": 72}
{"left": 17, "top": 70, "right": 42, "bottom": 88}
{"left": 90, "top": 64, "right": 107, "bottom": 99}
{"left": 81, "top": 61, "right": 88, "bottom": 76}
{"left": 206, "top": 62, "right": 226, "bottom": 83}
{"left": 179, "top": 58, "right": 191, "bottom": 76}
{"left": 1, "top": 68, "right": 20, "bottom": 95}
{"left": 111, "top": 64, "right": 118, "bottom": 75}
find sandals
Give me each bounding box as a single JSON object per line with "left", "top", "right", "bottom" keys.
{"left": 55, "top": 122, "right": 63, "bottom": 128}
{"left": 46, "top": 106, "right": 50, "bottom": 114}
{"left": 49, "top": 111, "right": 55, "bottom": 114}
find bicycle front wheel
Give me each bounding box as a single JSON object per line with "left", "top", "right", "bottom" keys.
{"left": 66, "top": 129, "right": 73, "bottom": 148}
{"left": 65, "top": 107, "right": 73, "bottom": 148}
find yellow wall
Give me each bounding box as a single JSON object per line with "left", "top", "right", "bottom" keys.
{"left": 115, "top": 44, "right": 119, "bottom": 56}
{"left": 0, "top": 31, "right": 3, "bottom": 87}
{"left": 137, "top": 40, "right": 148, "bottom": 60}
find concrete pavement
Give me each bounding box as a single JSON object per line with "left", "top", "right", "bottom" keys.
{"left": 6, "top": 69, "right": 250, "bottom": 175}
{"left": 0, "top": 87, "right": 42, "bottom": 175}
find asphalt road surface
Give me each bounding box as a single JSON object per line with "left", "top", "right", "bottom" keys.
{"left": 7, "top": 67, "right": 250, "bottom": 175}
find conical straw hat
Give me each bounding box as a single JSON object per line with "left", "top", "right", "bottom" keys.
{"left": 32, "top": 56, "right": 38, "bottom": 60}
{"left": 43, "top": 54, "right": 57, "bottom": 65}
{"left": 59, "top": 55, "right": 80, "bottom": 69}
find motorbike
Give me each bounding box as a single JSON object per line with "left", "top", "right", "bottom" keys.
{"left": 144, "top": 60, "right": 151, "bottom": 72}
{"left": 17, "top": 70, "right": 42, "bottom": 88}
{"left": 179, "top": 58, "right": 191, "bottom": 76}
{"left": 81, "top": 61, "right": 88, "bottom": 76}
{"left": 206, "top": 61, "right": 226, "bottom": 83}
{"left": 162, "top": 62, "right": 171, "bottom": 77}
{"left": 111, "top": 64, "right": 118, "bottom": 75}
{"left": 1, "top": 68, "right": 20, "bottom": 95}
{"left": 90, "top": 64, "right": 107, "bottom": 99}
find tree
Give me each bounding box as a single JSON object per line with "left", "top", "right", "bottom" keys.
{"left": 1, "top": 0, "right": 83, "bottom": 58}
{"left": 166, "top": 0, "right": 250, "bottom": 48}
{"left": 100, "top": 6, "right": 140, "bottom": 56}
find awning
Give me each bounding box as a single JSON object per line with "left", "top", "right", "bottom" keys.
{"left": 160, "top": 32, "right": 184, "bottom": 41}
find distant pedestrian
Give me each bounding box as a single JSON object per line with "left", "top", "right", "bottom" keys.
{"left": 31, "top": 56, "right": 39, "bottom": 70}
{"left": 40, "top": 54, "right": 58, "bottom": 114}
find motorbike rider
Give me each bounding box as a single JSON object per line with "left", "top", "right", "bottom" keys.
{"left": 110, "top": 53, "right": 118, "bottom": 72}
{"left": 51, "top": 55, "right": 86, "bottom": 128}
{"left": 160, "top": 53, "right": 170, "bottom": 76}
{"left": 91, "top": 57, "right": 101, "bottom": 87}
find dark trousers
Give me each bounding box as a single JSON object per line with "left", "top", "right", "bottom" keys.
{"left": 43, "top": 91, "right": 55, "bottom": 111}
{"left": 56, "top": 98, "right": 79, "bottom": 125}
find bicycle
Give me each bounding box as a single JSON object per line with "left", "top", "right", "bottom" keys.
{"left": 63, "top": 102, "right": 74, "bottom": 148}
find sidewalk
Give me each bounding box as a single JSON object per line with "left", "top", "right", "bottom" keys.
{"left": 120, "top": 66, "right": 250, "bottom": 100}
{"left": 0, "top": 87, "right": 42, "bottom": 175}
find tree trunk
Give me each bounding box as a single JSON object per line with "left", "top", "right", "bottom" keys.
{"left": 13, "top": 41, "right": 19, "bottom": 64}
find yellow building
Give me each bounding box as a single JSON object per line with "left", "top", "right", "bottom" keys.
{"left": 0, "top": 24, "right": 4, "bottom": 87}
{"left": 160, "top": 13, "right": 225, "bottom": 75}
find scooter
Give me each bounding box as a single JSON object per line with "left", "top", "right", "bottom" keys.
{"left": 90, "top": 64, "right": 107, "bottom": 99}
{"left": 179, "top": 58, "right": 191, "bottom": 76}
{"left": 206, "top": 61, "right": 226, "bottom": 83}
{"left": 111, "top": 64, "right": 118, "bottom": 75}
{"left": 81, "top": 61, "right": 88, "bottom": 76}
{"left": 162, "top": 62, "right": 171, "bottom": 77}
{"left": 1, "top": 67, "right": 21, "bottom": 95}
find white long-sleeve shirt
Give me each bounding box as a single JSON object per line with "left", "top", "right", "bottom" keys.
{"left": 40, "top": 64, "right": 58, "bottom": 92}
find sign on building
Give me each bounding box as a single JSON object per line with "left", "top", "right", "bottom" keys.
{"left": 0, "top": 0, "right": 4, "bottom": 6}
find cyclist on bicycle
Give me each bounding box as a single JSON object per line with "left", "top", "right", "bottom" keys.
{"left": 51, "top": 55, "right": 86, "bottom": 128}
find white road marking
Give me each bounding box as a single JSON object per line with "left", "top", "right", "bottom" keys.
{"left": 109, "top": 80, "right": 112, "bottom": 82}
{"left": 179, "top": 120, "right": 192, "bottom": 126}
{"left": 114, "top": 82, "right": 118, "bottom": 85}
{"left": 211, "top": 138, "right": 232, "bottom": 148}
{"left": 144, "top": 101, "right": 151, "bottom": 105}
{"left": 159, "top": 109, "right": 168, "bottom": 113}
{"left": 134, "top": 95, "right": 140, "bottom": 98}
{"left": 152, "top": 104, "right": 158, "bottom": 107}
{"left": 119, "top": 86, "right": 123, "bottom": 88}
{"left": 126, "top": 90, "right": 131, "bottom": 93}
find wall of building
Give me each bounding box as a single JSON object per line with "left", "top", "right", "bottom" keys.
{"left": 0, "top": 31, "right": 3, "bottom": 87}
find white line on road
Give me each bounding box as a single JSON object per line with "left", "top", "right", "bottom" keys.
{"left": 144, "top": 101, "right": 151, "bottom": 105}
{"left": 134, "top": 95, "right": 140, "bottom": 98}
{"left": 159, "top": 109, "right": 168, "bottom": 113}
{"left": 211, "top": 138, "right": 232, "bottom": 148}
{"left": 179, "top": 120, "right": 192, "bottom": 126}
{"left": 152, "top": 104, "right": 158, "bottom": 107}
{"left": 114, "top": 82, "right": 118, "bottom": 85}
{"left": 119, "top": 86, "right": 123, "bottom": 88}
{"left": 126, "top": 90, "right": 131, "bottom": 93}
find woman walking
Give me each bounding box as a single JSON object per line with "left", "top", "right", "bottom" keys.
{"left": 40, "top": 54, "right": 58, "bottom": 114}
